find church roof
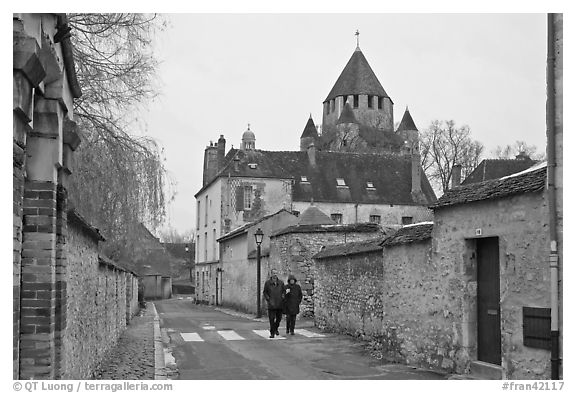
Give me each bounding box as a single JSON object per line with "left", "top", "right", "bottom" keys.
{"left": 324, "top": 49, "right": 389, "bottom": 102}
{"left": 337, "top": 103, "right": 358, "bottom": 124}
{"left": 460, "top": 158, "right": 538, "bottom": 185}
{"left": 397, "top": 108, "right": 418, "bottom": 131}
{"left": 297, "top": 205, "right": 336, "bottom": 225}
{"left": 196, "top": 148, "right": 436, "bottom": 206}
{"left": 300, "top": 116, "right": 318, "bottom": 138}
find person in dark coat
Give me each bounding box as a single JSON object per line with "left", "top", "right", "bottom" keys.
{"left": 263, "top": 269, "right": 285, "bottom": 338}
{"left": 283, "top": 274, "right": 303, "bottom": 335}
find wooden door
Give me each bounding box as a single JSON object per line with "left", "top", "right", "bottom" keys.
{"left": 477, "top": 237, "right": 502, "bottom": 365}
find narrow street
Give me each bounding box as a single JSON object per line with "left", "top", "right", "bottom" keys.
{"left": 155, "top": 299, "right": 447, "bottom": 380}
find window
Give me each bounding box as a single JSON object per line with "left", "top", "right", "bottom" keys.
{"left": 331, "top": 213, "right": 343, "bottom": 224}
{"left": 353, "top": 95, "right": 359, "bottom": 108}
{"left": 213, "top": 229, "right": 217, "bottom": 260}
{"left": 204, "top": 195, "right": 208, "bottom": 226}
{"left": 330, "top": 99, "right": 335, "bottom": 112}
{"left": 196, "top": 235, "right": 200, "bottom": 261}
{"left": 197, "top": 201, "right": 201, "bottom": 229}
{"left": 366, "top": 181, "right": 375, "bottom": 189}
{"left": 204, "top": 232, "right": 208, "bottom": 260}
{"left": 402, "top": 216, "right": 414, "bottom": 225}
{"left": 292, "top": 210, "right": 300, "bottom": 217}
{"left": 336, "top": 178, "right": 346, "bottom": 187}
{"left": 523, "top": 307, "right": 552, "bottom": 349}
{"left": 301, "top": 176, "right": 308, "bottom": 183}
{"left": 368, "top": 95, "right": 373, "bottom": 108}
{"left": 369, "top": 215, "right": 381, "bottom": 224}
{"left": 243, "top": 186, "right": 253, "bottom": 210}
{"left": 378, "top": 96, "right": 383, "bottom": 109}
{"left": 326, "top": 102, "right": 330, "bottom": 114}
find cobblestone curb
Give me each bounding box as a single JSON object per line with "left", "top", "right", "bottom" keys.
{"left": 151, "top": 303, "right": 167, "bottom": 380}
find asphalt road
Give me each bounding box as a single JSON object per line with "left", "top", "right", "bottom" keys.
{"left": 154, "top": 299, "right": 447, "bottom": 380}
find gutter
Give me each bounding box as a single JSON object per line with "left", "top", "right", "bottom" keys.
{"left": 546, "top": 13, "right": 561, "bottom": 380}
{"left": 56, "top": 14, "right": 82, "bottom": 98}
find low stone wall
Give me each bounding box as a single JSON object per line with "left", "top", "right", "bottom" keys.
{"left": 270, "top": 224, "right": 382, "bottom": 317}
{"left": 61, "top": 221, "right": 139, "bottom": 379}
{"left": 379, "top": 239, "right": 462, "bottom": 373}
{"left": 314, "top": 247, "right": 384, "bottom": 338}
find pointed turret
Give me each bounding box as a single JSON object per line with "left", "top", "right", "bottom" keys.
{"left": 396, "top": 107, "right": 419, "bottom": 153}
{"left": 397, "top": 107, "right": 418, "bottom": 132}
{"left": 300, "top": 115, "right": 318, "bottom": 151}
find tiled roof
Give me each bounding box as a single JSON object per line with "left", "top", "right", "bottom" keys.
{"left": 217, "top": 209, "right": 297, "bottom": 242}
{"left": 431, "top": 166, "right": 546, "bottom": 209}
{"left": 337, "top": 103, "right": 358, "bottom": 124}
{"left": 271, "top": 222, "right": 381, "bottom": 237}
{"left": 297, "top": 205, "right": 335, "bottom": 225}
{"left": 397, "top": 108, "right": 418, "bottom": 131}
{"left": 380, "top": 222, "right": 433, "bottom": 247}
{"left": 313, "top": 237, "right": 384, "bottom": 260}
{"left": 461, "top": 158, "right": 537, "bottom": 185}
{"left": 324, "top": 49, "right": 389, "bottom": 102}
{"left": 202, "top": 148, "right": 436, "bottom": 206}
{"left": 301, "top": 117, "right": 318, "bottom": 138}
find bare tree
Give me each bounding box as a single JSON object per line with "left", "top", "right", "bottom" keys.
{"left": 66, "top": 13, "right": 173, "bottom": 258}
{"left": 420, "top": 120, "right": 484, "bottom": 194}
{"left": 493, "top": 140, "right": 546, "bottom": 160}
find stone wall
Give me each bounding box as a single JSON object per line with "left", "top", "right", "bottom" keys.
{"left": 269, "top": 227, "right": 382, "bottom": 317}
{"left": 379, "top": 240, "right": 462, "bottom": 372}
{"left": 433, "top": 192, "right": 550, "bottom": 379}
{"left": 314, "top": 250, "right": 383, "bottom": 338}
{"left": 61, "top": 221, "right": 138, "bottom": 379}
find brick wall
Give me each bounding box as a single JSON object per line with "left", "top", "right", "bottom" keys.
{"left": 314, "top": 251, "right": 383, "bottom": 338}
{"left": 270, "top": 228, "right": 381, "bottom": 317}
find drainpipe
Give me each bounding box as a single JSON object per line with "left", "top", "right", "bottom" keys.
{"left": 546, "top": 13, "right": 560, "bottom": 380}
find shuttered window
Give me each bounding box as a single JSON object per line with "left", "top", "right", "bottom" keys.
{"left": 523, "top": 307, "right": 551, "bottom": 349}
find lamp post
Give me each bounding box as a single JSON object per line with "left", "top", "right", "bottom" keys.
{"left": 254, "top": 228, "right": 264, "bottom": 318}
{"left": 184, "top": 244, "right": 193, "bottom": 284}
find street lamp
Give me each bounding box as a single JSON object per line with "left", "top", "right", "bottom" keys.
{"left": 185, "top": 244, "right": 193, "bottom": 284}
{"left": 254, "top": 228, "right": 264, "bottom": 318}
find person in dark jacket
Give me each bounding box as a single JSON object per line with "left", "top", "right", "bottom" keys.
{"left": 263, "top": 269, "right": 285, "bottom": 338}
{"left": 283, "top": 274, "right": 303, "bottom": 335}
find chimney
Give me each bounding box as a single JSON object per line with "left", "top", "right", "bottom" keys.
{"left": 307, "top": 143, "right": 316, "bottom": 167}
{"left": 217, "top": 134, "right": 226, "bottom": 170}
{"left": 516, "top": 151, "right": 530, "bottom": 160}
{"left": 451, "top": 164, "right": 462, "bottom": 188}
{"left": 202, "top": 142, "right": 218, "bottom": 186}
{"left": 411, "top": 151, "right": 422, "bottom": 194}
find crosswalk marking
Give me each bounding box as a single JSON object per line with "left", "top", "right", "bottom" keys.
{"left": 202, "top": 326, "right": 216, "bottom": 330}
{"left": 252, "top": 330, "right": 286, "bottom": 340}
{"left": 181, "top": 333, "right": 204, "bottom": 342}
{"left": 217, "top": 330, "right": 245, "bottom": 341}
{"left": 294, "top": 329, "right": 325, "bottom": 338}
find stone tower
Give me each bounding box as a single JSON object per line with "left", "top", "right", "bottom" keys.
{"left": 300, "top": 115, "right": 318, "bottom": 151}
{"left": 322, "top": 46, "right": 394, "bottom": 132}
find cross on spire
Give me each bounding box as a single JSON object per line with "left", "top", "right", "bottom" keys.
{"left": 355, "top": 29, "right": 360, "bottom": 48}
{"left": 247, "top": 123, "right": 250, "bottom": 130}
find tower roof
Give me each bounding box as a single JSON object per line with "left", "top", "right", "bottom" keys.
{"left": 397, "top": 107, "right": 418, "bottom": 131}
{"left": 324, "top": 49, "right": 389, "bottom": 102}
{"left": 337, "top": 103, "right": 358, "bottom": 125}
{"left": 301, "top": 116, "right": 318, "bottom": 138}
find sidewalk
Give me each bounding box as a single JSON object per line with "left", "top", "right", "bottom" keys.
{"left": 92, "top": 305, "right": 156, "bottom": 380}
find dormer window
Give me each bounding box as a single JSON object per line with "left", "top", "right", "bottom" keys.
{"left": 248, "top": 163, "right": 257, "bottom": 169}
{"left": 366, "top": 181, "right": 375, "bottom": 190}
{"left": 301, "top": 176, "right": 309, "bottom": 183}
{"left": 336, "top": 178, "right": 346, "bottom": 187}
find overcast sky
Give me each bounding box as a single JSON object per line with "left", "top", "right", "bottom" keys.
{"left": 144, "top": 13, "right": 548, "bottom": 235}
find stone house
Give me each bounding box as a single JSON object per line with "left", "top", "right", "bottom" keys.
{"left": 459, "top": 153, "right": 538, "bottom": 185}
{"left": 430, "top": 164, "right": 554, "bottom": 379}
{"left": 216, "top": 209, "right": 298, "bottom": 311}
{"left": 194, "top": 43, "right": 437, "bottom": 292}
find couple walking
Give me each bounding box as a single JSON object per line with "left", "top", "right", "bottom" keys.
{"left": 262, "top": 269, "right": 303, "bottom": 338}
